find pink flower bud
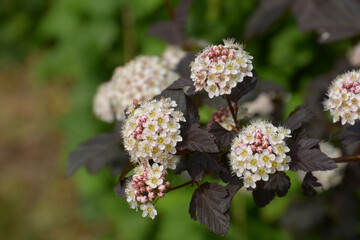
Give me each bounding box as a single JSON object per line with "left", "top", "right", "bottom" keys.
{"left": 221, "top": 49, "right": 228, "bottom": 55}
{"left": 267, "top": 146, "right": 273, "bottom": 153}
{"left": 211, "top": 46, "right": 218, "bottom": 52}
{"left": 350, "top": 87, "right": 356, "bottom": 92}
{"left": 215, "top": 50, "right": 221, "bottom": 56}
{"left": 250, "top": 145, "right": 256, "bottom": 152}
{"left": 140, "top": 196, "right": 148, "bottom": 204}
{"left": 221, "top": 55, "right": 227, "bottom": 62}
{"left": 165, "top": 181, "right": 170, "bottom": 187}
{"left": 146, "top": 186, "right": 152, "bottom": 192}
{"left": 204, "top": 52, "right": 209, "bottom": 57}
{"left": 141, "top": 115, "right": 148, "bottom": 122}
{"left": 218, "top": 44, "right": 223, "bottom": 50}
{"left": 136, "top": 135, "right": 142, "bottom": 140}
{"left": 140, "top": 187, "right": 146, "bottom": 193}
{"left": 209, "top": 52, "right": 214, "bottom": 58}
{"left": 131, "top": 182, "right": 137, "bottom": 188}
{"left": 158, "top": 184, "right": 166, "bottom": 192}
{"left": 254, "top": 139, "right": 261, "bottom": 145}
{"left": 210, "top": 58, "right": 216, "bottom": 62}
{"left": 131, "top": 132, "right": 137, "bottom": 138}
{"left": 134, "top": 190, "right": 140, "bottom": 196}
{"left": 148, "top": 192, "right": 155, "bottom": 199}
{"left": 228, "top": 52, "right": 235, "bottom": 59}
{"left": 256, "top": 147, "right": 263, "bottom": 153}
{"left": 157, "top": 192, "right": 165, "bottom": 198}
{"left": 262, "top": 141, "right": 269, "bottom": 148}
{"left": 255, "top": 128, "right": 261, "bottom": 134}
{"left": 255, "top": 133, "right": 262, "bottom": 139}
{"left": 162, "top": 170, "right": 168, "bottom": 175}
{"left": 136, "top": 196, "right": 142, "bottom": 202}
{"left": 217, "top": 56, "right": 221, "bottom": 61}
{"left": 133, "top": 99, "right": 138, "bottom": 106}
{"left": 353, "top": 82, "right": 359, "bottom": 87}
{"left": 262, "top": 135, "right": 269, "bottom": 141}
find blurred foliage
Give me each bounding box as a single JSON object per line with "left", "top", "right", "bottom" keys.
{"left": 0, "top": 0, "right": 356, "bottom": 239}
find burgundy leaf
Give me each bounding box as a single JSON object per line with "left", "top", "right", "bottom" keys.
{"left": 208, "top": 121, "right": 236, "bottom": 148}
{"left": 288, "top": 137, "right": 337, "bottom": 171}
{"left": 338, "top": 121, "right": 360, "bottom": 145}
{"left": 186, "top": 153, "right": 223, "bottom": 181}
{"left": 175, "top": 53, "right": 196, "bottom": 78}
{"left": 291, "top": 0, "right": 360, "bottom": 43}
{"left": 189, "top": 182, "right": 230, "bottom": 236}
{"left": 283, "top": 104, "right": 315, "bottom": 132}
{"left": 166, "top": 76, "right": 196, "bottom": 95}
{"left": 147, "top": 21, "right": 184, "bottom": 46}
{"left": 228, "top": 70, "right": 257, "bottom": 102}
{"left": 67, "top": 133, "right": 125, "bottom": 177}
{"left": 118, "top": 160, "right": 136, "bottom": 182}
{"left": 252, "top": 171, "right": 291, "bottom": 207}
{"left": 301, "top": 172, "right": 322, "bottom": 197}
{"left": 244, "top": 0, "right": 291, "bottom": 39}
{"left": 114, "top": 176, "right": 132, "bottom": 199}
{"left": 177, "top": 124, "right": 219, "bottom": 153}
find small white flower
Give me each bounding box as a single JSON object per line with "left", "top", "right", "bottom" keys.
{"left": 140, "top": 203, "right": 158, "bottom": 219}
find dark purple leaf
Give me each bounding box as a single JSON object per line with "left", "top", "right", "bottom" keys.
{"left": 147, "top": 0, "right": 193, "bottom": 46}
{"left": 67, "top": 133, "right": 125, "bottom": 177}
{"left": 147, "top": 21, "right": 184, "bottom": 46}
{"left": 208, "top": 121, "right": 236, "bottom": 148}
{"left": 252, "top": 171, "right": 291, "bottom": 207}
{"left": 228, "top": 70, "right": 257, "bottom": 102}
{"left": 118, "top": 160, "right": 136, "bottom": 181}
{"left": 283, "top": 104, "right": 315, "bottom": 132}
{"left": 175, "top": 53, "right": 196, "bottom": 79}
{"left": 186, "top": 153, "right": 223, "bottom": 181}
{"left": 114, "top": 176, "right": 132, "bottom": 199}
{"left": 288, "top": 137, "right": 337, "bottom": 171}
{"left": 291, "top": 0, "right": 360, "bottom": 43}
{"left": 174, "top": 0, "right": 193, "bottom": 34}
{"left": 244, "top": 0, "right": 290, "bottom": 39}
{"left": 338, "top": 121, "right": 360, "bottom": 145}
{"left": 301, "top": 172, "right": 322, "bottom": 197}
{"left": 154, "top": 89, "right": 199, "bottom": 126}
{"left": 166, "top": 76, "right": 196, "bottom": 95}
{"left": 189, "top": 182, "right": 230, "bottom": 236}
{"left": 177, "top": 124, "right": 219, "bottom": 153}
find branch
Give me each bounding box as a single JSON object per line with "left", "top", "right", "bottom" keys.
{"left": 334, "top": 155, "right": 360, "bottom": 163}
{"left": 163, "top": 0, "right": 174, "bottom": 20}
{"left": 226, "top": 95, "right": 239, "bottom": 132}
{"left": 167, "top": 180, "right": 194, "bottom": 192}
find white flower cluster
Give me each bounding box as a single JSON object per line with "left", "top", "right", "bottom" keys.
{"left": 122, "top": 98, "right": 185, "bottom": 169}
{"left": 229, "top": 119, "right": 291, "bottom": 189}
{"left": 161, "top": 45, "right": 186, "bottom": 70}
{"left": 125, "top": 164, "right": 170, "bottom": 219}
{"left": 93, "top": 81, "right": 115, "bottom": 123}
{"left": 190, "top": 38, "right": 253, "bottom": 98}
{"left": 324, "top": 70, "right": 360, "bottom": 125}
{"left": 92, "top": 55, "right": 179, "bottom": 122}
{"left": 209, "top": 104, "right": 252, "bottom": 131}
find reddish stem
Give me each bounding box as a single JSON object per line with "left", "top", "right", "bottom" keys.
{"left": 163, "top": 0, "right": 174, "bottom": 20}
{"left": 334, "top": 155, "right": 360, "bottom": 163}
{"left": 226, "top": 95, "right": 239, "bottom": 132}
{"left": 167, "top": 180, "right": 194, "bottom": 192}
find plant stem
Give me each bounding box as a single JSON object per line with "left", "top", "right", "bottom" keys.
{"left": 167, "top": 180, "right": 194, "bottom": 192}
{"left": 226, "top": 95, "right": 239, "bottom": 132}
{"left": 163, "top": 0, "right": 174, "bottom": 20}
{"left": 334, "top": 155, "right": 360, "bottom": 163}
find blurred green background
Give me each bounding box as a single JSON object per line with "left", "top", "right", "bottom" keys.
{"left": 0, "top": 0, "right": 353, "bottom": 239}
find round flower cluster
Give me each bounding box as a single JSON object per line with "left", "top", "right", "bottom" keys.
{"left": 93, "top": 81, "right": 115, "bottom": 123}
{"left": 324, "top": 70, "right": 360, "bottom": 125}
{"left": 209, "top": 104, "right": 252, "bottom": 131}
{"left": 229, "top": 120, "right": 291, "bottom": 189}
{"left": 125, "top": 164, "right": 170, "bottom": 219}
{"left": 122, "top": 98, "right": 186, "bottom": 169}
{"left": 161, "top": 45, "right": 186, "bottom": 70}
{"left": 190, "top": 38, "right": 254, "bottom": 98}
{"left": 111, "top": 56, "right": 179, "bottom": 120}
